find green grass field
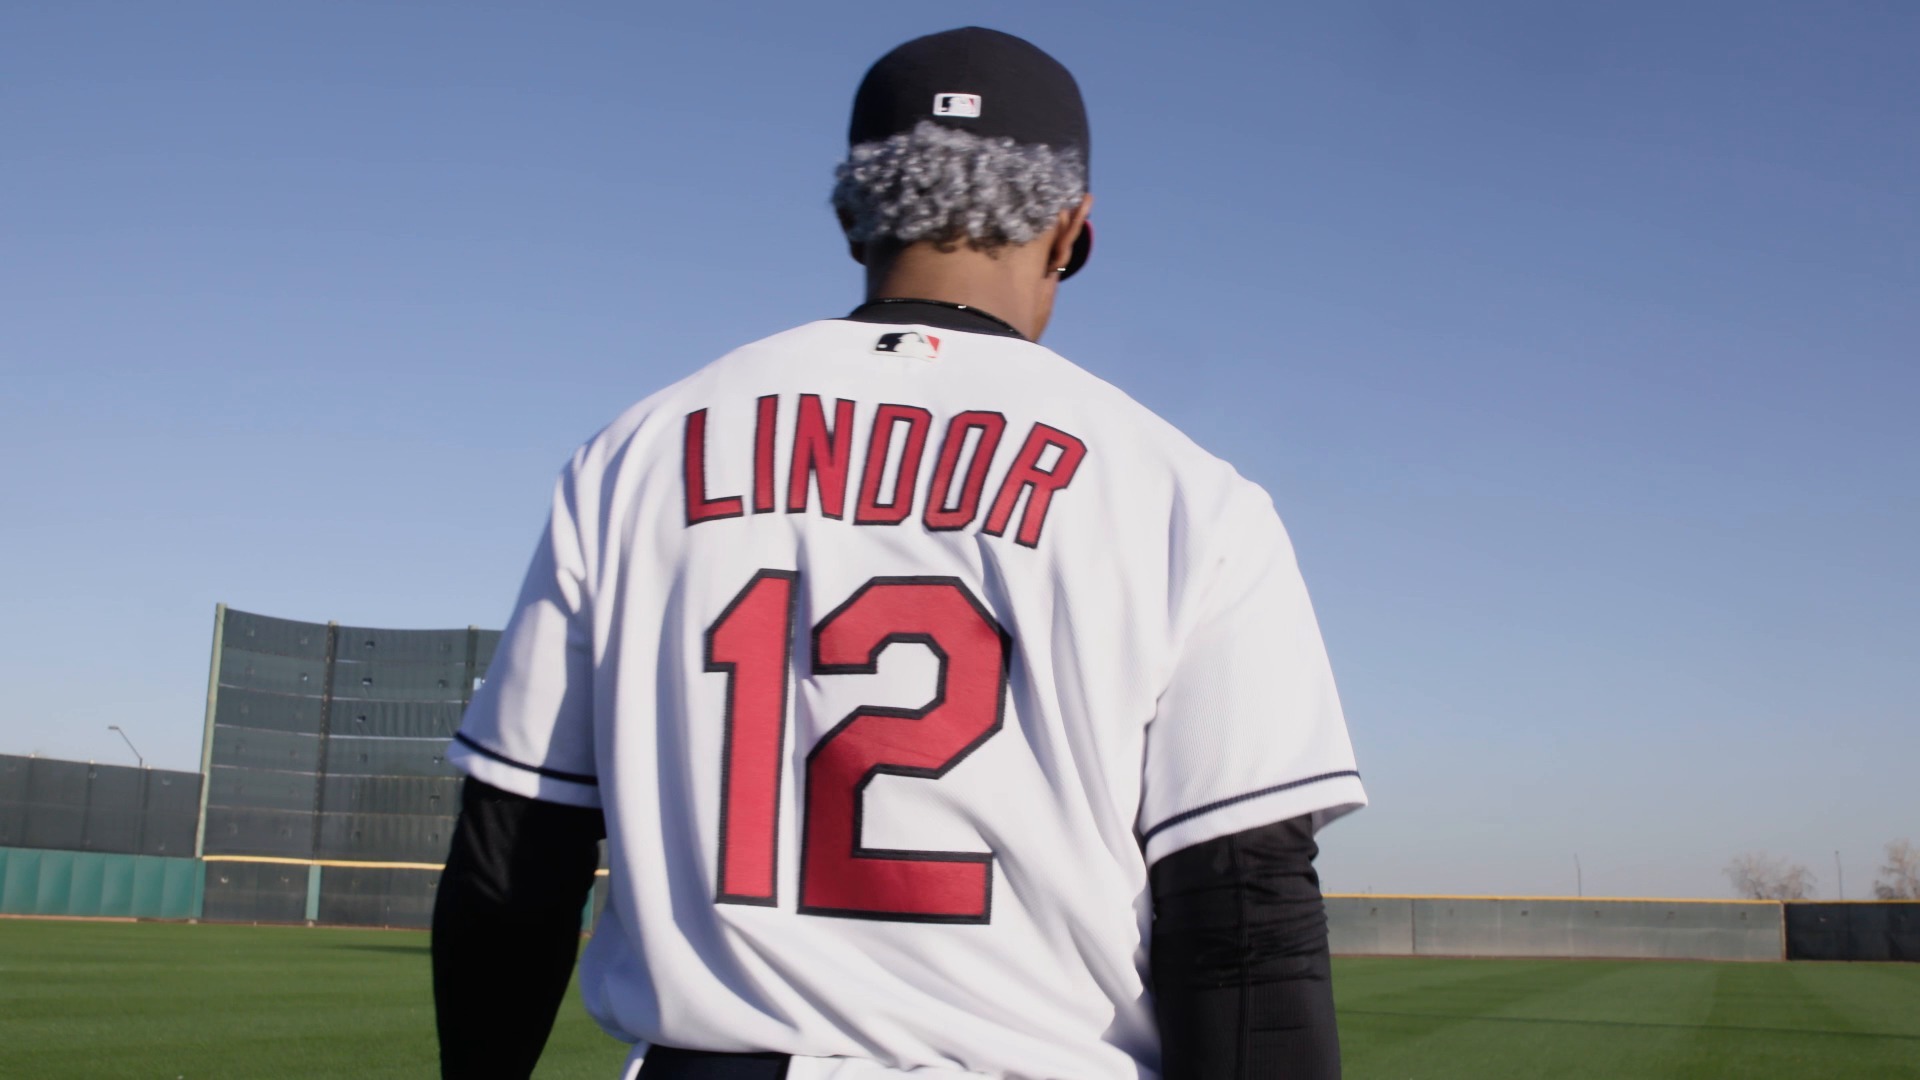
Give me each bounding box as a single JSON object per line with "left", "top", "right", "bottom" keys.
{"left": 2, "top": 920, "right": 1916, "bottom": 1079}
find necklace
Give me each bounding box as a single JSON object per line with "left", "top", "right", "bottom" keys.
{"left": 860, "top": 297, "right": 1025, "bottom": 339}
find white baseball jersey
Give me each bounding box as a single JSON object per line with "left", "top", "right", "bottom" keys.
{"left": 448, "top": 317, "right": 1365, "bottom": 1080}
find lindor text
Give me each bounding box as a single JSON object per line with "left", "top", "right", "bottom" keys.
{"left": 684, "top": 395, "right": 1086, "bottom": 548}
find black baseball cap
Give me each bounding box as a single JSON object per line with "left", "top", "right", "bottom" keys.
{"left": 849, "top": 27, "right": 1094, "bottom": 279}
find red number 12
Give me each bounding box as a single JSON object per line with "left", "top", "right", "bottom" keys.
{"left": 706, "top": 571, "right": 1009, "bottom": 923}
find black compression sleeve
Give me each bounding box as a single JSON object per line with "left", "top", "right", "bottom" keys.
{"left": 432, "top": 778, "right": 606, "bottom": 1080}
{"left": 1149, "top": 815, "right": 1341, "bottom": 1080}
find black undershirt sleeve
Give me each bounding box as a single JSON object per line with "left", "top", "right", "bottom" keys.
{"left": 432, "top": 777, "right": 606, "bottom": 1080}
{"left": 1149, "top": 815, "right": 1341, "bottom": 1080}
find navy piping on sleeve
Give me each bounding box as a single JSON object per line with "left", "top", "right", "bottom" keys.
{"left": 1140, "top": 769, "right": 1360, "bottom": 845}
{"left": 453, "top": 732, "right": 599, "bottom": 787}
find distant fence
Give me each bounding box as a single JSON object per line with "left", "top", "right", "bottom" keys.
{"left": 1328, "top": 896, "right": 1787, "bottom": 961}
{"left": 0, "top": 755, "right": 200, "bottom": 857}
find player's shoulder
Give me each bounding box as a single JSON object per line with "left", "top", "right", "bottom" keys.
{"left": 564, "top": 322, "right": 838, "bottom": 466}
{"left": 1021, "top": 339, "right": 1263, "bottom": 502}
{"left": 1031, "top": 342, "right": 1293, "bottom": 549}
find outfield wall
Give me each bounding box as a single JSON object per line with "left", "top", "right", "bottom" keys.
{"left": 1785, "top": 902, "right": 1920, "bottom": 963}
{"left": 196, "top": 857, "right": 607, "bottom": 930}
{"left": 199, "top": 858, "right": 455, "bottom": 927}
{"left": 1327, "top": 896, "right": 1785, "bottom": 961}
{"left": 0, "top": 838, "right": 1904, "bottom": 961}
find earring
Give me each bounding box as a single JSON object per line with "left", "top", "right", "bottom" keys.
{"left": 1055, "top": 267, "right": 1069, "bottom": 275}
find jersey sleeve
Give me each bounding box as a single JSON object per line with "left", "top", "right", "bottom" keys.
{"left": 446, "top": 459, "right": 601, "bottom": 809}
{"left": 1138, "top": 482, "right": 1364, "bottom": 864}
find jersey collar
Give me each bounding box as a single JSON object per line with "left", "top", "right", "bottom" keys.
{"left": 842, "top": 298, "right": 1027, "bottom": 340}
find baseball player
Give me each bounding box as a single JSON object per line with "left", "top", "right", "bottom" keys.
{"left": 433, "top": 27, "right": 1365, "bottom": 1080}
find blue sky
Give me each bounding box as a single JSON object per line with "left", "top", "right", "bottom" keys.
{"left": 2, "top": 1, "right": 1913, "bottom": 900}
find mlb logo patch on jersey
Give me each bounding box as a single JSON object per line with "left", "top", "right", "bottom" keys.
{"left": 874, "top": 330, "right": 941, "bottom": 360}
{"left": 932, "top": 93, "right": 982, "bottom": 118}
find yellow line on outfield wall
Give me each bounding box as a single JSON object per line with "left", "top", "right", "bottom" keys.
{"left": 204, "top": 855, "right": 446, "bottom": 871}
{"left": 191, "top": 863, "right": 1903, "bottom": 900}
{"left": 1324, "top": 893, "right": 1782, "bottom": 905}
{"left": 202, "top": 854, "right": 611, "bottom": 877}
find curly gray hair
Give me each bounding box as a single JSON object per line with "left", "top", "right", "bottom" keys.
{"left": 832, "top": 120, "right": 1087, "bottom": 252}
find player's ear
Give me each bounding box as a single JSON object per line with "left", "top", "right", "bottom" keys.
{"left": 1046, "top": 194, "right": 1094, "bottom": 279}
{"left": 836, "top": 208, "right": 866, "bottom": 266}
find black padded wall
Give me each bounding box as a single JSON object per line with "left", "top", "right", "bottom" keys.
{"left": 201, "top": 610, "right": 330, "bottom": 859}
{"left": 201, "top": 860, "right": 309, "bottom": 924}
{"left": 316, "top": 865, "right": 442, "bottom": 929}
{"left": 1785, "top": 903, "right": 1920, "bottom": 962}
{"left": 202, "top": 609, "right": 501, "bottom": 867}
{"left": 0, "top": 755, "right": 201, "bottom": 856}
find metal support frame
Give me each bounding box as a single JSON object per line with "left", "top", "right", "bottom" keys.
{"left": 462, "top": 626, "right": 479, "bottom": 712}
{"left": 308, "top": 623, "right": 340, "bottom": 859}
{"left": 305, "top": 863, "right": 323, "bottom": 923}
{"left": 193, "top": 604, "right": 226, "bottom": 859}
{"left": 135, "top": 767, "right": 150, "bottom": 857}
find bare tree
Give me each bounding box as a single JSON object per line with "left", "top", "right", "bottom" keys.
{"left": 1724, "top": 852, "right": 1816, "bottom": 900}
{"left": 1872, "top": 839, "right": 1920, "bottom": 900}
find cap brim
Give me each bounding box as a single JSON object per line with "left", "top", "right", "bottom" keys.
{"left": 1059, "top": 220, "right": 1093, "bottom": 280}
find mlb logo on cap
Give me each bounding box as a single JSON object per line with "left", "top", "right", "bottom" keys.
{"left": 932, "top": 92, "right": 982, "bottom": 118}
{"left": 874, "top": 330, "right": 941, "bottom": 360}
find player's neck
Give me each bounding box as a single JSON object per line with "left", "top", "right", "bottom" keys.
{"left": 865, "top": 241, "right": 1058, "bottom": 342}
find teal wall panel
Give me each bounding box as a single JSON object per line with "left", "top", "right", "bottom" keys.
{"left": 131, "top": 856, "right": 166, "bottom": 913}
{"left": 0, "top": 849, "right": 35, "bottom": 912}
{"left": 160, "top": 857, "right": 202, "bottom": 919}
{"left": 0, "top": 847, "right": 202, "bottom": 919}
{"left": 67, "top": 853, "right": 106, "bottom": 917}
{"left": 34, "top": 850, "right": 74, "bottom": 912}
{"left": 99, "top": 856, "right": 135, "bottom": 917}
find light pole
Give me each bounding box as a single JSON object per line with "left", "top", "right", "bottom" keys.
{"left": 1575, "top": 853, "right": 1583, "bottom": 898}
{"left": 107, "top": 725, "right": 145, "bottom": 769}
{"left": 1835, "top": 850, "right": 1844, "bottom": 901}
